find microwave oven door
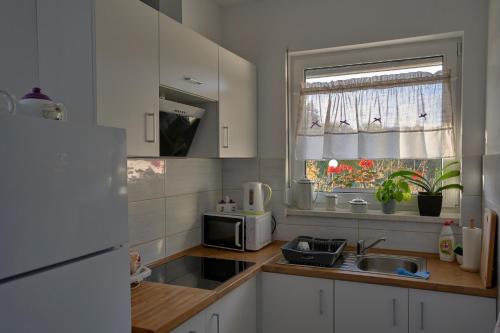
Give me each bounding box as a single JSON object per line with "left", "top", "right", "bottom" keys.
{"left": 203, "top": 215, "right": 245, "bottom": 251}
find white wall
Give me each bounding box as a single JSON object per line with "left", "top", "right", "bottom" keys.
{"left": 484, "top": 0, "right": 500, "bottom": 311}
{"left": 220, "top": 0, "right": 488, "bottom": 159}
{"left": 486, "top": 0, "right": 500, "bottom": 155}
{"left": 0, "top": 0, "right": 39, "bottom": 98}
{"left": 182, "top": 0, "right": 222, "bottom": 44}
{"left": 220, "top": 0, "right": 490, "bottom": 251}
{"left": 128, "top": 158, "right": 222, "bottom": 264}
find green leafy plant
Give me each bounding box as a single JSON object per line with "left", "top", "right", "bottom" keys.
{"left": 375, "top": 178, "right": 412, "bottom": 203}
{"left": 389, "top": 161, "right": 463, "bottom": 194}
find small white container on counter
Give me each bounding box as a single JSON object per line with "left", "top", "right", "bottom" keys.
{"left": 324, "top": 193, "right": 338, "bottom": 211}
{"left": 349, "top": 198, "right": 368, "bottom": 213}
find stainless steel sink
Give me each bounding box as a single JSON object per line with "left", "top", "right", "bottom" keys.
{"left": 354, "top": 254, "right": 426, "bottom": 277}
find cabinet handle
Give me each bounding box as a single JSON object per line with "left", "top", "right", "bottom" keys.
{"left": 211, "top": 313, "right": 220, "bottom": 333}
{"left": 184, "top": 76, "right": 204, "bottom": 85}
{"left": 319, "top": 289, "right": 324, "bottom": 315}
{"left": 188, "top": 331, "right": 196, "bottom": 333}
{"left": 222, "top": 126, "right": 229, "bottom": 148}
{"left": 234, "top": 222, "right": 241, "bottom": 248}
{"left": 392, "top": 298, "right": 396, "bottom": 327}
{"left": 420, "top": 301, "right": 424, "bottom": 330}
{"left": 145, "top": 113, "right": 156, "bottom": 143}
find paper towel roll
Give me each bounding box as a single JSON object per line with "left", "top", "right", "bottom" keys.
{"left": 461, "top": 227, "right": 482, "bottom": 272}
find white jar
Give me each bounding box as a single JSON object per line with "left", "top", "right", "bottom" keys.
{"left": 349, "top": 198, "right": 368, "bottom": 213}
{"left": 324, "top": 193, "right": 338, "bottom": 211}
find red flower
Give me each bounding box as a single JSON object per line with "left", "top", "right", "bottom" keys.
{"left": 338, "top": 164, "right": 353, "bottom": 173}
{"left": 327, "top": 166, "right": 336, "bottom": 174}
{"left": 359, "top": 160, "right": 374, "bottom": 169}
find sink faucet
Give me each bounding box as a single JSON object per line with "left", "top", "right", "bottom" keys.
{"left": 356, "top": 237, "right": 387, "bottom": 256}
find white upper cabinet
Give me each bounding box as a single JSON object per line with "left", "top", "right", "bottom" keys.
{"left": 219, "top": 48, "right": 257, "bottom": 158}
{"left": 409, "top": 289, "right": 496, "bottom": 333}
{"left": 95, "top": 0, "right": 159, "bottom": 157}
{"left": 159, "top": 14, "right": 219, "bottom": 101}
{"left": 261, "top": 273, "right": 334, "bottom": 333}
{"left": 335, "top": 280, "right": 408, "bottom": 333}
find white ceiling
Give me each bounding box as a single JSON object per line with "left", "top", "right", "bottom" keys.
{"left": 215, "top": 0, "right": 256, "bottom": 7}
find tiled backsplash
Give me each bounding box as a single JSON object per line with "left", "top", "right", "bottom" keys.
{"left": 128, "top": 158, "right": 222, "bottom": 264}
{"left": 222, "top": 158, "right": 469, "bottom": 254}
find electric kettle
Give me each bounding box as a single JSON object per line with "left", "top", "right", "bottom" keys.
{"left": 242, "top": 182, "right": 272, "bottom": 214}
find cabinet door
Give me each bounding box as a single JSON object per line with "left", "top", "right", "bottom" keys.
{"left": 171, "top": 311, "right": 205, "bottom": 333}
{"left": 159, "top": 14, "right": 218, "bottom": 101}
{"left": 218, "top": 48, "right": 257, "bottom": 158}
{"left": 95, "top": 0, "right": 159, "bottom": 157}
{"left": 409, "top": 289, "right": 496, "bottom": 333}
{"left": 261, "top": 273, "right": 334, "bottom": 333}
{"left": 205, "top": 277, "right": 257, "bottom": 333}
{"left": 335, "top": 280, "right": 408, "bottom": 333}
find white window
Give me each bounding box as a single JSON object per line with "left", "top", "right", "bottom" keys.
{"left": 287, "top": 36, "right": 462, "bottom": 206}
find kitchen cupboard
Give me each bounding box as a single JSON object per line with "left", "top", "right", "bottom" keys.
{"left": 409, "top": 289, "right": 496, "bottom": 333}
{"left": 261, "top": 273, "right": 334, "bottom": 333}
{"left": 95, "top": 0, "right": 159, "bottom": 157}
{"left": 159, "top": 13, "right": 219, "bottom": 101}
{"left": 205, "top": 276, "right": 257, "bottom": 333}
{"left": 335, "top": 280, "right": 408, "bottom": 333}
{"left": 218, "top": 48, "right": 258, "bottom": 158}
{"left": 170, "top": 311, "right": 205, "bottom": 333}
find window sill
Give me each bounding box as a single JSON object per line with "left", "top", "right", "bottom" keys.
{"left": 286, "top": 207, "right": 460, "bottom": 224}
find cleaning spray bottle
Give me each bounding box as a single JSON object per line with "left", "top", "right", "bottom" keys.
{"left": 439, "top": 220, "right": 455, "bottom": 262}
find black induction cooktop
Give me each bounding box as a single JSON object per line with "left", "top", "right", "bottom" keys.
{"left": 145, "top": 256, "right": 255, "bottom": 290}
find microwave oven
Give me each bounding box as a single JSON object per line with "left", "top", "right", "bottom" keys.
{"left": 202, "top": 211, "right": 273, "bottom": 252}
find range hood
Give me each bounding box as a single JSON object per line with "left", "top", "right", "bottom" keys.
{"left": 159, "top": 99, "right": 205, "bottom": 157}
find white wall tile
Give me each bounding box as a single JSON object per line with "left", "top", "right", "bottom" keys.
{"left": 358, "top": 228, "right": 438, "bottom": 253}
{"left": 286, "top": 216, "right": 357, "bottom": 229}
{"left": 222, "top": 158, "right": 259, "bottom": 189}
{"left": 128, "top": 199, "right": 166, "bottom": 246}
{"left": 127, "top": 159, "right": 165, "bottom": 202}
{"left": 165, "top": 191, "right": 219, "bottom": 236}
{"left": 483, "top": 154, "right": 500, "bottom": 208}
{"left": 166, "top": 228, "right": 202, "bottom": 256}
{"left": 460, "top": 195, "right": 482, "bottom": 227}
{"left": 165, "top": 158, "right": 221, "bottom": 196}
{"left": 275, "top": 223, "right": 358, "bottom": 246}
{"left": 130, "top": 238, "right": 166, "bottom": 265}
{"left": 260, "top": 158, "right": 286, "bottom": 191}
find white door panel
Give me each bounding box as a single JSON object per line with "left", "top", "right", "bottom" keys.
{"left": 0, "top": 116, "right": 127, "bottom": 279}
{"left": 0, "top": 247, "right": 130, "bottom": 333}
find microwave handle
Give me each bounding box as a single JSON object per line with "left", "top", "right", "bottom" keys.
{"left": 234, "top": 222, "right": 241, "bottom": 248}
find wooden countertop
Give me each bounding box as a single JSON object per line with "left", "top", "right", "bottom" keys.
{"left": 263, "top": 247, "right": 497, "bottom": 298}
{"left": 131, "top": 242, "right": 284, "bottom": 333}
{"left": 131, "top": 242, "right": 496, "bottom": 333}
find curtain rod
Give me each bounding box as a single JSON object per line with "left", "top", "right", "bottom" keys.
{"left": 300, "top": 70, "right": 451, "bottom": 95}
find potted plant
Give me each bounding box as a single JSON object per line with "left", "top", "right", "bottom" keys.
{"left": 389, "top": 161, "right": 463, "bottom": 216}
{"left": 375, "top": 178, "right": 412, "bottom": 214}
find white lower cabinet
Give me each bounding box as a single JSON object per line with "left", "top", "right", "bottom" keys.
{"left": 335, "top": 281, "right": 408, "bottom": 333}
{"left": 261, "top": 273, "right": 334, "bottom": 333}
{"left": 170, "top": 311, "right": 205, "bottom": 333}
{"left": 409, "top": 289, "right": 496, "bottom": 333}
{"left": 205, "top": 276, "right": 257, "bottom": 333}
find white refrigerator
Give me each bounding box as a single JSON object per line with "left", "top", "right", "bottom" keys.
{"left": 0, "top": 115, "right": 130, "bottom": 332}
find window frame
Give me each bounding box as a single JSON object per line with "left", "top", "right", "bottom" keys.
{"left": 286, "top": 35, "right": 462, "bottom": 209}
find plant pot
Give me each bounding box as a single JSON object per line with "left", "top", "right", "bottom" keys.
{"left": 417, "top": 192, "right": 443, "bottom": 216}
{"left": 381, "top": 199, "right": 396, "bottom": 214}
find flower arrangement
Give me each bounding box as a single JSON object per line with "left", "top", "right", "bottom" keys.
{"left": 326, "top": 160, "right": 382, "bottom": 190}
